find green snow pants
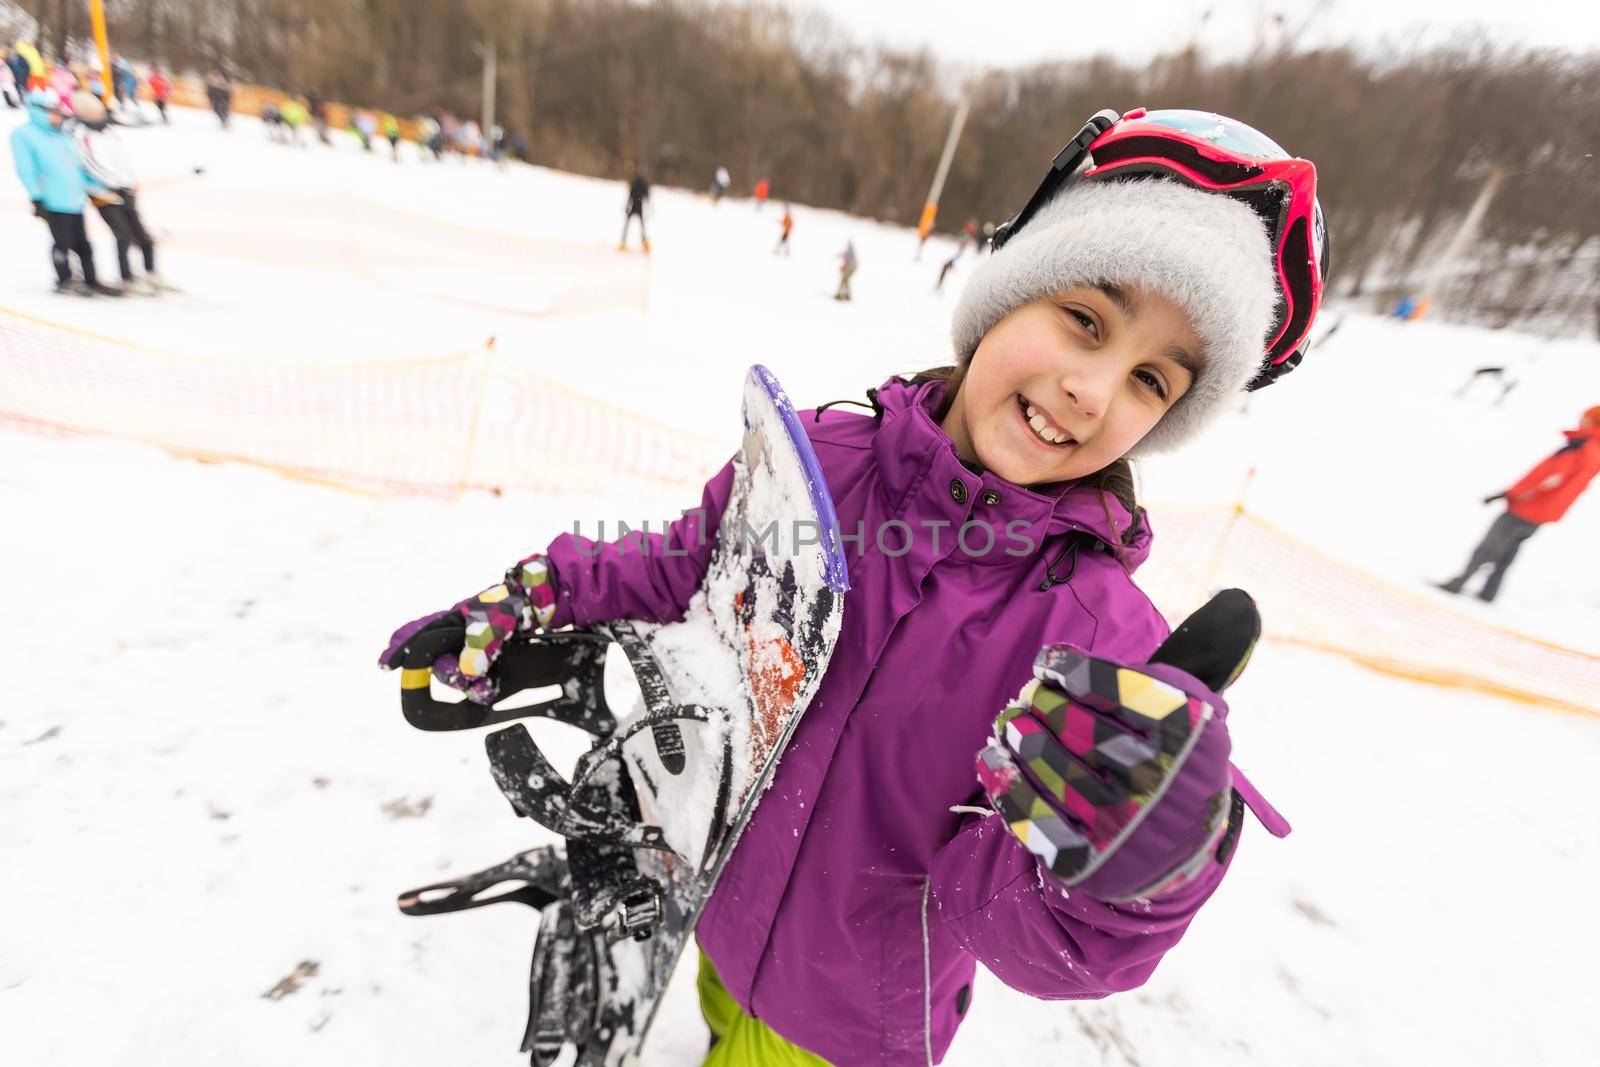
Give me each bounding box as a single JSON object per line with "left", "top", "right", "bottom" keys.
{"left": 697, "top": 951, "right": 834, "bottom": 1066}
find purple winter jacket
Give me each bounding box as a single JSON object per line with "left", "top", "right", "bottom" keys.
{"left": 542, "top": 376, "right": 1274, "bottom": 1065}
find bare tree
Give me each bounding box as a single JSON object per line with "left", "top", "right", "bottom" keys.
{"left": 69, "top": 0, "right": 1600, "bottom": 333}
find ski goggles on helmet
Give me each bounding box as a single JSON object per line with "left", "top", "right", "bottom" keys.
{"left": 27, "top": 89, "right": 65, "bottom": 114}
{"left": 992, "top": 108, "right": 1328, "bottom": 390}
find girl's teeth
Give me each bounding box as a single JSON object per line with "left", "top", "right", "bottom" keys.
{"left": 1021, "top": 396, "right": 1070, "bottom": 446}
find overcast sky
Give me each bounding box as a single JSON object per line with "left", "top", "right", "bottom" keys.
{"left": 796, "top": 0, "right": 1600, "bottom": 68}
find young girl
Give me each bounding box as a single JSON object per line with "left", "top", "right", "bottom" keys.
{"left": 69, "top": 91, "right": 166, "bottom": 295}
{"left": 384, "top": 108, "right": 1325, "bottom": 1065}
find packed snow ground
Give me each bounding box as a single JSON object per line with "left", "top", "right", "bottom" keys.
{"left": 3, "top": 103, "right": 1597, "bottom": 1066}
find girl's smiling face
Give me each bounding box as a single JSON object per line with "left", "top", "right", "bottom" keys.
{"left": 940, "top": 285, "right": 1203, "bottom": 487}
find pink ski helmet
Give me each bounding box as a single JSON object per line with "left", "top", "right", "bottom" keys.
{"left": 992, "top": 108, "right": 1329, "bottom": 389}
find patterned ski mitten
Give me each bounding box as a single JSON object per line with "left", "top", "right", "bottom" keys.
{"left": 378, "top": 555, "right": 559, "bottom": 704}
{"left": 977, "top": 589, "right": 1260, "bottom": 901}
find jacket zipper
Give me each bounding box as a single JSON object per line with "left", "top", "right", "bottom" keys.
{"left": 921, "top": 876, "right": 933, "bottom": 1066}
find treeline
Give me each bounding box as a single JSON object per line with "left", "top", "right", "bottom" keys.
{"left": 22, "top": 0, "right": 1600, "bottom": 332}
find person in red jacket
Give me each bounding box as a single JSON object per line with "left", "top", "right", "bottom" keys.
{"left": 1439, "top": 405, "right": 1600, "bottom": 601}
{"left": 147, "top": 67, "right": 171, "bottom": 124}
{"left": 773, "top": 202, "right": 792, "bottom": 255}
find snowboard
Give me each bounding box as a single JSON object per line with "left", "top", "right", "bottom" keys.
{"left": 395, "top": 365, "right": 848, "bottom": 1065}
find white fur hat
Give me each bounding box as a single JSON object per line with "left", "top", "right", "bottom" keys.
{"left": 951, "top": 179, "right": 1279, "bottom": 455}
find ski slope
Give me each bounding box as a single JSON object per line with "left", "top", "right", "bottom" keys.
{"left": 3, "top": 103, "right": 1597, "bottom": 1067}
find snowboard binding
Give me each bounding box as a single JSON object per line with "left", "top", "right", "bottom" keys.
{"left": 395, "top": 622, "right": 744, "bottom": 1064}
{"left": 392, "top": 365, "right": 848, "bottom": 1067}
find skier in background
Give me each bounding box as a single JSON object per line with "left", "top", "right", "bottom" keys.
{"left": 1454, "top": 364, "right": 1516, "bottom": 406}
{"left": 278, "top": 97, "right": 309, "bottom": 145}
{"left": 753, "top": 175, "right": 770, "bottom": 211}
{"left": 1437, "top": 406, "right": 1600, "bottom": 602}
{"left": 10, "top": 90, "right": 119, "bottom": 295}
{"left": 70, "top": 90, "right": 166, "bottom": 295}
{"left": 935, "top": 245, "right": 961, "bottom": 291}
{"left": 934, "top": 220, "right": 979, "bottom": 294}
{"left": 381, "top": 112, "right": 401, "bottom": 160}
{"left": 1, "top": 49, "right": 17, "bottom": 108}
{"left": 14, "top": 38, "right": 44, "bottom": 91}
{"left": 437, "top": 110, "right": 459, "bottom": 157}
{"left": 49, "top": 61, "right": 77, "bottom": 99}
{"left": 353, "top": 108, "right": 377, "bottom": 151}
{"left": 147, "top": 67, "right": 172, "bottom": 124}
{"left": 619, "top": 165, "right": 651, "bottom": 253}
{"left": 307, "top": 91, "right": 330, "bottom": 144}
{"left": 936, "top": 220, "right": 980, "bottom": 292}
{"left": 834, "top": 239, "right": 856, "bottom": 300}
{"left": 417, "top": 114, "right": 442, "bottom": 160}
{"left": 458, "top": 119, "right": 482, "bottom": 158}
{"left": 204, "top": 71, "right": 232, "bottom": 128}
{"left": 81, "top": 62, "right": 105, "bottom": 99}
{"left": 711, "top": 164, "right": 730, "bottom": 204}
{"left": 6, "top": 48, "right": 22, "bottom": 95}
{"left": 381, "top": 106, "right": 1327, "bottom": 1067}
{"left": 261, "top": 102, "right": 285, "bottom": 142}
{"left": 111, "top": 56, "right": 136, "bottom": 108}
{"left": 774, "top": 202, "right": 793, "bottom": 255}
{"left": 1392, "top": 295, "right": 1429, "bottom": 321}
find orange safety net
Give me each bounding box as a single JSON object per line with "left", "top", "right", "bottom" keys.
{"left": 159, "top": 76, "right": 436, "bottom": 146}
{"left": 1140, "top": 505, "right": 1600, "bottom": 716}
{"left": 3, "top": 306, "right": 1595, "bottom": 715}
{"left": 0, "top": 307, "right": 727, "bottom": 497}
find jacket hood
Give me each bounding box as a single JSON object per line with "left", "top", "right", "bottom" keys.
{"left": 871, "top": 375, "right": 1154, "bottom": 571}
{"left": 1560, "top": 427, "right": 1600, "bottom": 453}
{"left": 27, "top": 96, "right": 58, "bottom": 130}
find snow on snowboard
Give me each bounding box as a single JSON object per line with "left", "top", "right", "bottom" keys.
{"left": 395, "top": 365, "right": 848, "bottom": 1065}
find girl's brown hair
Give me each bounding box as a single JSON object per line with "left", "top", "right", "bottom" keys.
{"left": 910, "top": 364, "right": 1144, "bottom": 548}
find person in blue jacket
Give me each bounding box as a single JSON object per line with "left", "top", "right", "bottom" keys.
{"left": 9, "top": 90, "right": 120, "bottom": 295}
{"left": 6, "top": 48, "right": 29, "bottom": 97}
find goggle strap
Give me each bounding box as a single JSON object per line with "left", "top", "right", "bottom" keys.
{"left": 1246, "top": 347, "right": 1304, "bottom": 392}
{"left": 991, "top": 110, "right": 1119, "bottom": 252}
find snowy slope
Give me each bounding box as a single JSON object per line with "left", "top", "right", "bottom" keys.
{"left": 3, "top": 103, "right": 1597, "bottom": 1066}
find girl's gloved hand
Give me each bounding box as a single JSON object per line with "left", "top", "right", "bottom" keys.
{"left": 378, "top": 555, "right": 558, "bottom": 704}
{"left": 977, "top": 589, "right": 1260, "bottom": 902}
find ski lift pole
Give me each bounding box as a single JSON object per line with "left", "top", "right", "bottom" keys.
{"left": 480, "top": 32, "right": 497, "bottom": 140}
{"left": 89, "top": 0, "right": 113, "bottom": 103}
{"left": 1418, "top": 166, "right": 1505, "bottom": 316}
{"left": 1199, "top": 466, "right": 1256, "bottom": 602}
{"left": 917, "top": 95, "right": 970, "bottom": 257}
